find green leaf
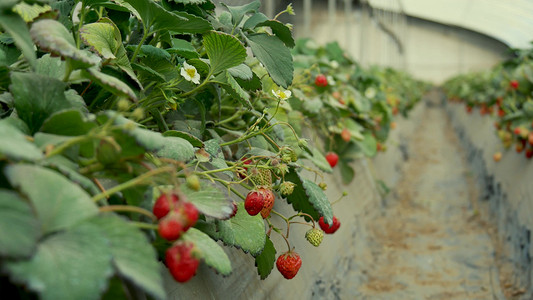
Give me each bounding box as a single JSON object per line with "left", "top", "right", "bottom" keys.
{"left": 43, "top": 157, "right": 101, "bottom": 195}
{"left": 41, "top": 109, "right": 96, "bottom": 136}
{"left": 301, "top": 179, "right": 333, "bottom": 224}
{"left": 88, "top": 214, "right": 165, "bottom": 300}
{"left": 181, "top": 184, "right": 235, "bottom": 220}
{"left": 285, "top": 169, "right": 332, "bottom": 224}
{"left": 156, "top": 136, "right": 194, "bottom": 161}
{"left": 0, "top": 12, "right": 36, "bottom": 68}
{"left": 4, "top": 220, "right": 113, "bottom": 300}
{"left": 221, "top": 0, "right": 260, "bottom": 26}
{"left": 339, "top": 160, "right": 355, "bottom": 185}
{"left": 0, "top": 189, "right": 40, "bottom": 258}
{"left": 121, "top": 0, "right": 212, "bottom": 34}
{"left": 13, "top": 2, "right": 52, "bottom": 23}
{"left": 168, "top": 0, "right": 207, "bottom": 4}
{"left": 254, "top": 235, "right": 276, "bottom": 279}
{"left": 182, "top": 228, "right": 232, "bottom": 276}
{"left": 80, "top": 21, "right": 118, "bottom": 59}
{"left": 83, "top": 67, "right": 137, "bottom": 100}
{"left": 80, "top": 18, "right": 140, "bottom": 87}
{"left": 168, "top": 38, "right": 199, "bottom": 59}
{"left": 4, "top": 164, "right": 99, "bottom": 234}
{"left": 0, "top": 120, "right": 43, "bottom": 161}
{"left": 171, "top": 11, "right": 214, "bottom": 34}
{"left": 228, "top": 63, "right": 253, "bottom": 80}
{"left": 242, "top": 12, "right": 268, "bottom": 30}
{"left": 9, "top": 72, "right": 73, "bottom": 134}
{"left": 354, "top": 132, "right": 377, "bottom": 157}
{"left": 106, "top": 112, "right": 166, "bottom": 152}
{"left": 220, "top": 71, "right": 252, "bottom": 108}
{"left": 211, "top": 202, "right": 266, "bottom": 256}
{"left": 204, "top": 31, "right": 247, "bottom": 75}
{"left": 247, "top": 33, "right": 293, "bottom": 88}
{"left": 35, "top": 54, "right": 66, "bottom": 80}
{"left": 301, "top": 147, "right": 333, "bottom": 173}
{"left": 255, "top": 20, "right": 295, "bottom": 48}
{"left": 30, "top": 19, "right": 100, "bottom": 68}
{"left": 325, "top": 41, "right": 348, "bottom": 64}
{"left": 204, "top": 139, "right": 233, "bottom": 178}
{"left": 0, "top": 0, "right": 19, "bottom": 10}
{"left": 163, "top": 130, "right": 204, "bottom": 147}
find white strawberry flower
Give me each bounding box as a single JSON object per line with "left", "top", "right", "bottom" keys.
{"left": 327, "top": 75, "right": 336, "bottom": 86}
{"left": 272, "top": 89, "right": 292, "bottom": 100}
{"left": 180, "top": 62, "right": 200, "bottom": 84}
{"left": 365, "top": 87, "right": 376, "bottom": 99}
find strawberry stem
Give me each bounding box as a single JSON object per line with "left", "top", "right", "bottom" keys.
{"left": 130, "top": 221, "right": 159, "bottom": 230}
{"left": 91, "top": 166, "right": 175, "bottom": 203}
{"left": 99, "top": 205, "right": 157, "bottom": 221}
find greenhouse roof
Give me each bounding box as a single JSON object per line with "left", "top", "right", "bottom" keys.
{"left": 368, "top": 0, "right": 533, "bottom": 49}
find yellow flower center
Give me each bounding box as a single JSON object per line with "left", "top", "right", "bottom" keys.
{"left": 186, "top": 68, "right": 196, "bottom": 78}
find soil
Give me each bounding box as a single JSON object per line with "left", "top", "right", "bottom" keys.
{"left": 353, "top": 90, "right": 506, "bottom": 299}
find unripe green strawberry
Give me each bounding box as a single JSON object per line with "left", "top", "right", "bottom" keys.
{"left": 318, "top": 182, "right": 327, "bottom": 191}
{"left": 131, "top": 107, "right": 145, "bottom": 120}
{"left": 96, "top": 137, "right": 121, "bottom": 165}
{"left": 280, "top": 146, "right": 298, "bottom": 163}
{"left": 305, "top": 228, "right": 324, "bottom": 247}
{"left": 280, "top": 181, "right": 295, "bottom": 196}
{"left": 276, "top": 163, "right": 289, "bottom": 176}
{"left": 186, "top": 175, "right": 201, "bottom": 191}
{"left": 250, "top": 168, "right": 272, "bottom": 188}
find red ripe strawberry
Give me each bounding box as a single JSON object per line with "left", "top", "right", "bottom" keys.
{"left": 319, "top": 216, "right": 341, "bottom": 234}
{"left": 325, "top": 152, "right": 339, "bottom": 168}
{"left": 516, "top": 141, "right": 524, "bottom": 153}
{"left": 493, "top": 152, "right": 502, "bottom": 162}
{"left": 180, "top": 202, "right": 199, "bottom": 230}
{"left": 392, "top": 106, "right": 399, "bottom": 116}
{"left": 259, "top": 188, "right": 275, "bottom": 219}
{"left": 510, "top": 80, "right": 519, "bottom": 90}
{"left": 341, "top": 128, "right": 351, "bottom": 142}
{"left": 153, "top": 193, "right": 179, "bottom": 219}
{"left": 276, "top": 251, "right": 302, "bottom": 279}
{"left": 498, "top": 109, "right": 505, "bottom": 117}
{"left": 238, "top": 158, "right": 253, "bottom": 179}
{"left": 528, "top": 132, "right": 533, "bottom": 146}
{"left": 314, "top": 74, "right": 328, "bottom": 87}
{"left": 466, "top": 105, "right": 473, "bottom": 114}
{"left": 229, "top": 201, "right": 238, "bottom": 218}
{"left": 165, "top": 241, "right": 200, "bottom": 283}
{"left": 514, "top": 127, "right": 521, "bottom": 136}
{"left": 244, "top": 190, "right": 265, "bottom": 216}
{"left": 526, "top": 148, "right": 533, "bottom": 159}
{"left": 158, "top": 211, "right": 184, "bottom": 241}
{"left": 376, "top": 142, "right": 383, "bottom": 152}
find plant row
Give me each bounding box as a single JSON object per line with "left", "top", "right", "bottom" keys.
{"left": 444, "top": 45, "right": 533, "bottom": 160}
{"left": 0, "top": 0, "right": 426, "bottom": 298}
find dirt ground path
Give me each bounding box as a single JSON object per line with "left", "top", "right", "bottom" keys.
{"left": 353, "top": 91, "right": 505, "bottom": 299}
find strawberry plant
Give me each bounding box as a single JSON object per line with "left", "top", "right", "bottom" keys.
{"left": 444, "top": 45, "right": 533, "bottom": 160}
{"left": 0, "top": 0, "right": 426, "bottom": 297}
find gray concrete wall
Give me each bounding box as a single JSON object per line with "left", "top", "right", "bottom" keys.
{"left": 447, "top": 101, "right": 533, "bottom": 300}
{"left": 298, "top": 4, "right": 509, "bottom": 84}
